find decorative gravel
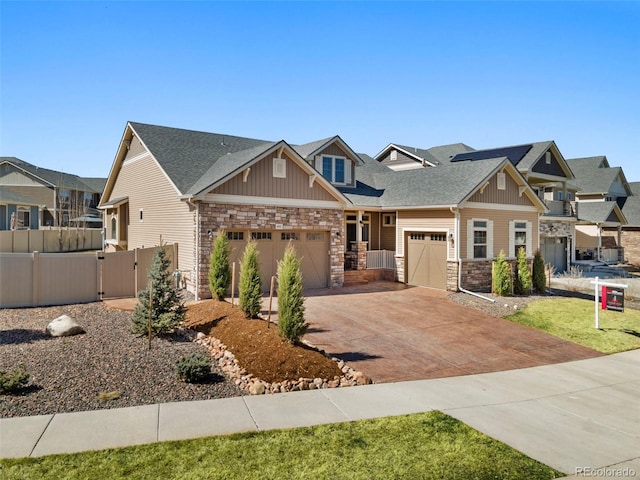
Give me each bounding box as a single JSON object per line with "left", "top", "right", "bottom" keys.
{"left": 0, "top": 302, "right": 244, "bottom": 418}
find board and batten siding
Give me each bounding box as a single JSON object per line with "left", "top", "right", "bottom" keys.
{"left": 212, "top": 151, "right": 335, "bottom": 201}
{"left": 108, "top": 153, "right": 195, "bottom": 278}
{"left": 460, "top": 207, "right": 539, "bottom": 260}
{"left": 396, "top": 210, "right": 455, "bottom": 258}
{"left": 467, "top": 170, "right": 532, "bottom": 206}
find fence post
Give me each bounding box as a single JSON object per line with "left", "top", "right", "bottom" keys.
{"left": 32, "top": 251, "right": 40, "bottom": 307}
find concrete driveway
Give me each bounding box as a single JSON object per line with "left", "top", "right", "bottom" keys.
{"left": 303, "top": 282, "right": 603, "bottom": 383}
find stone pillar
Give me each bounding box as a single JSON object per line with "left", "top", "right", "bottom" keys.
{"left": 351, "top": 241, "right": 368, "bottom": 270}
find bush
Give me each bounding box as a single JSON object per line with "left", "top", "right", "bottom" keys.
{"left": 492, "top": 250, "right": 512, "bottom": 297}
{"left": 175, "top": 353, "right": 211, "bottom": 383}
{"left": 533, "top": 249, "right": 546, "bottom": 294}
{"left": 132, "top": 245, "right": 186, "bottom": 337}
{"left": 209, "top": 230, "right": 231, "bottom": 300}
{"left": 0, "top": 366, "right": 30, "bottom": 394}
{"left": 514, "top": 247, "right": 532, "bottom": 295}
{"left": 239, "top": 241, "right": 263, "bottom": 318}
{"left": 277, "top": 244, "right": 308, "bottom": 343}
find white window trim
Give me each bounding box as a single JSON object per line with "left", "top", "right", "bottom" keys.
{"left": 509, "top": 220, "right": 532, "bottom": 258}
{"left": 315, "top": 155, "right": 352, "bottom": 185}
{"left": 467, "top": 219, "right": 493, "bottom": 259}
{"left": 382, "top": 213, "right": 396, "bottom": 227}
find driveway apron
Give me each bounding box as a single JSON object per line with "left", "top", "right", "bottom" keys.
{"left": 303, "top": 282, "right": 603, "bottom": 383}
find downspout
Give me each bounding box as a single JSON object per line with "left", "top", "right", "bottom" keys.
{"left": 183, "top": 196, "right": 199, "bottom": 301}
{"left": 451, "top": 207, "right": 495, "bottom": 303}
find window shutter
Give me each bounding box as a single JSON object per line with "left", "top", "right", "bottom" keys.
{"left": 315, "top": 156, "right": 321, "bottom": 171}
{"left": 487, "top": 220, "right": 494, "bottom": 259}
{"left": 526, "top": 221, "right": 532, "bottom": 256}
{"left": 508, "top": 220, "right": 515, "bottom": 258}
{"left": 467, "top": 219, "right": 474, "bottom": 259}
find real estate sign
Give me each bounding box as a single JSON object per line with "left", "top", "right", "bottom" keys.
{"left": 602, "top": 286, "right": 624, "bottom": 312}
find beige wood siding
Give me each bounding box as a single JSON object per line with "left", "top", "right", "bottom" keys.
{"left": 468, "top": 170, "right": 532, "bottom": 206}
{"left": 108, "top": 153, "right": 195, "bottom": 276}
{"left": 1, "top": 165, "right": 48, "bottom": 186}
{"left": 396, "top": 210, "right": 455, "bottom": 257}
{"left": 369, "top": 212, "right": 380, "bottom": 250}
{"left": 212, "top": 151, "right": 335, "bottom": 201}
{"left": 125, "top": 136, "right": 147, "bottom": 159}
{"left": 380, "top": 150, "right": 421, "bottom": 169}
{"left": 460, "top": 207, "right": 539, "bottom": 260}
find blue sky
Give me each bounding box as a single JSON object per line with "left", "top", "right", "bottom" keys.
{"left": 2, "top": 1, "right": 639, "bottom": 181}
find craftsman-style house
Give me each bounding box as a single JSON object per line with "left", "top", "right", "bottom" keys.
{"left": 100, "top": 122, "right": 547, "bottom": 299}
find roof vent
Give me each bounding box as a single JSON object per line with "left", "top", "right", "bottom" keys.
{"left": 220, "top": 136, "right": 226, "bottom": 146}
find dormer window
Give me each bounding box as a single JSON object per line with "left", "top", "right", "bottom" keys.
{"left": 319, "top": 155, "right": 352, "bottom": 185}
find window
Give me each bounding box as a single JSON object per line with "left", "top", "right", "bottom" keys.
{"left": 514, "top": 222, "right": 527, "bottom": 256}
{"left": 473, "top": 221, "right": 488, "bottom": 258}
{"left": 497, "top": 172, "right": 506, "bottom": 190}
{"left": 227, "top": 231, "right": 244, "bottom": 241}
{"left": 557, "top": 191, "right": 563, "bottom": 201}
{"left": 510, "top": 220, "right": 532, "bottom": 257}
{"left": 111, "top": 216, "right": 117, "bottom": 240}
{"left": 431, "top": 234, "right": 446, "bottom": 242}
{"left": 58, "top": 189, "right": 70, "bottom": 208}
{"left": 281, "top": 232, "right": 299, "bottom": 241}
{"left": 84, "top": 192, "right": 93, "bottom": 207}
{"left": 383, "top": 213, "right": 396, "bottom": 227}
{"left": 319, "top": 155, "right": 351, "bottom": 184}
{"left": 567, "top": 192, "right": 572, "bottom": 200}
{"left": 410, "top": 233, "right": 426, "bottom": 240}
{"left": 16, "top": 206, "right": 30, "bottom": 229}
{"left": 251, "top": 232, "right": 272, "bottom": 240}
{"left": 307, "top": 232, "right": 324, "bottom": 241}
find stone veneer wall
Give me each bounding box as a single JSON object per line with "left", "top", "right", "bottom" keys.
{"left": 446, "top": 261, "right": 459, "bottom": 292}
{"left": 196, "top": 203, "right": 344, "bottom": 299}
{"left": 540, "top": 220, "right": 573, "bottom": 238}
{"left": 459, "top": 260, "right": 493, "bottom": 292}
{"left": 604, "top": 228, "right": 640, "bottom": 266}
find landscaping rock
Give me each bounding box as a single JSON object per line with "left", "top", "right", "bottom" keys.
{"left": 249, "top": 382, "right": 265, "bottom": 395}
{"left": 45, "top": 315, "right": 85, "bottom": 337}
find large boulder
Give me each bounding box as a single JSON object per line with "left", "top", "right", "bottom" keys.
{"left": 46, "top": 315, "right": 85, "bottom": 337}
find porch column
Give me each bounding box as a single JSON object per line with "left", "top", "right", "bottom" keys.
{"left": 356, "top": 210, "right": 363, "bottom": 242}
{"left": 351, "top": 241, "right": 368, "bottom": 270}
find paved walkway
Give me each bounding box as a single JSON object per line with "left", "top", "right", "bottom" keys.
{"left": 2, "top": 350, "right": 638, "bottom": 477}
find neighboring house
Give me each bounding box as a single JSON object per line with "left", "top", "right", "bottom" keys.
{"left": 567, "top": 156, "right": 630, "bottom": 263}
{"left": 376, "top": 141, "right": 577, "bottom": 273}
{"left": 615, "top": 182, "right": 640, "bottom": 266}
{"left": 100, "top": 122, "right": 546, "bottom": 298}
{"left": 0, "top": 157, "right": 106, "bottom": 230}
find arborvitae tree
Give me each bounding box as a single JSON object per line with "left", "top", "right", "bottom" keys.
{"left": 532, "top": 249, "right": 546, "bottom": 294}
{"left": 514, "top": 247, "right": 532, "bottom": 295}
{"left": 239, "top": 241, "right": 262, "bottom": 318}
{"left": 131, "top": 245, "right": 186, "bottom": 336}
{"left": 277, "top": 244, "right": 308, "bottom": 343}
{"left": 209, "top": 230, "right": 231, "bottom": 300}
{"left": 492, "top": 250, "right": 512, "bottom": 297}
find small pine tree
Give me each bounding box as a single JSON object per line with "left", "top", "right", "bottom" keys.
{"left": 239, "top": 241, "right": 262, "bottom": 318}
{"left": 277, "top": 244, "right": 308, "bottom": 343}
{"left": 514, "top": 247, "right": 532, "bottom": 295}
{"left": 131, "top": 245, "right": 186, "bottom": 336}
{"left": 532, "top": 249, "right": 546, "bottom": 294}
{"left": 209, "top": 230, "right": 231, "bottom": 300}
{"left": 492, "top": 250, "right": 512, "bottom": 297}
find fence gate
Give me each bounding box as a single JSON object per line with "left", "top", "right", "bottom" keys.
{"left": 99, "top": 250, "right": 136, "bottom": 299}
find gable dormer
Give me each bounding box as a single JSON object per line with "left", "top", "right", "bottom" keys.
{"left": 374, "top": 144, "right": 437, "bottom": 171}
{"left": 294, "top": 136, "right": 363, "bottom": 188}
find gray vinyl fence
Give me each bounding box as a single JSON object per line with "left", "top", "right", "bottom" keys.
{"left": 0, "top": 244, "right": 178, "bottom": 308}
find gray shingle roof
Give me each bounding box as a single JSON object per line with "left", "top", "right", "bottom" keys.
{"left": 129, "top": 122, "right": 273, "bottom": 195}
{"left": 340, "top": 156, "right": 508, "bottom": 208}
{"left": 566, "top": 156, "right": 609, "bottom": 174}
{"left": 0, "top": 157, "right": 104, "bottom": 193}
{"left": 577, "top": 201, "right": 625, "bottom": 224}
{"left": 426, "top": 143, "right": 475, "bottom": 163}
{"left": 292, "top": 137, "right": 336, "bottom": 159}
{"left": 570, "top": 165, "right": 628, "bottom": 195}
{"left": 0, "top": 187, "right": 41, "bottom": 205}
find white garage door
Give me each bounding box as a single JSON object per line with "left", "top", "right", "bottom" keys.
{"left": 227, "top": 230, "right": 330, "bottom": 291}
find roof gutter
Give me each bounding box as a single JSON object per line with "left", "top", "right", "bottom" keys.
{"left": 451, "top": 206, "right": 495, "bottom": 303}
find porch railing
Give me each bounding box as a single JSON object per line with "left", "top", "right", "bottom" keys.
{"left": 366, "top": 250, "right": 396, "bottom": 270}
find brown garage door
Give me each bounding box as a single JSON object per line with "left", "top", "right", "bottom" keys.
{"left": 227, "top": 230, "right": 329, "bottom": 291}
{"left": 405, "top": 232, "right": 447, "bottom": 290}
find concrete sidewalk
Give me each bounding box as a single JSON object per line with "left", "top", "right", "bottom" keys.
{"left": 1, "top": 350, "right": 638, "bottom": 476}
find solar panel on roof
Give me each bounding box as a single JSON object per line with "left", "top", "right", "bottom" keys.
{"left": 450, "top": 145, "right": 532, "bottom": 166}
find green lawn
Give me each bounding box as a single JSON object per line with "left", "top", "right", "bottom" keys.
{"left": 506, "top": 297, "right": 640, "bottom": 353}
{"left": 0, "top": 411, "right": 562, "bottom": 480}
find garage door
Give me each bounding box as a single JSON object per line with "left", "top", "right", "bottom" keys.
{"left": 405, "top": 232, "right": 447, "bottom": 290}
{"left": 227, "top": 230, "right": 329, "bottom": 291}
